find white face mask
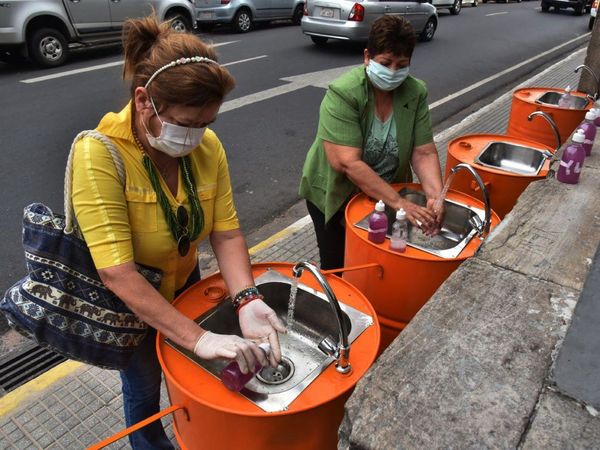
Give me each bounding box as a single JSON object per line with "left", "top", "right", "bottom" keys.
{"left": 144, "top": 98, "right": 206, "bottom": 157}
{"left": 366, "top": 60, "right": 410, "bottom": 91}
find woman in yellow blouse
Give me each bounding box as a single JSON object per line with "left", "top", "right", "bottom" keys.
{"left": 72, "top": 16, "right": 284, "bottom": 450}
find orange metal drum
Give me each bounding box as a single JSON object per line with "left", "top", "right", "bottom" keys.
{"left": 343, "top": 184, "right": 501, "bottom": 352}
{"left": 156, "top": 263, "right": 380, "bottom": 450}
{"left": 507, "top": 87, "right": 591, "bottom": 148}
{"left": 445, "top": 134, "right": 554, "bottom": 218}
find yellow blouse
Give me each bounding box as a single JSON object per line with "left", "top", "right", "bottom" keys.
{"left": 72, "top": 103, "right": 240, "bottom": 300}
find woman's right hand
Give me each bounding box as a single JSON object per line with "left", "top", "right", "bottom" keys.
{"left": 193, "top": 331, "right": 268, "bottom": 374}
{"left": 397, "top": 198, "right": 437, "bottom": 232}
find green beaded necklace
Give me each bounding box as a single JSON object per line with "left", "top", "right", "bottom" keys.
{"left": 132, "top": 125, "right": 204, "bottom": 257}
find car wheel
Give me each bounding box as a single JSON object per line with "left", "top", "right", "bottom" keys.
{"left": 310, "top": 35, "right": 328, "bottom": 45}
{"left": 574, "top": 5, "right": 583, "bottom": 14}
{"left": 233, "top": 8, "right": 252, "bottom": 33}
{"left": 450, "top": 0, "right": 462, "bottom": 14}
{"left": 28, "top": 27, "right": 68, "bottom": 67}
{"left": 590, "top": 16, "right": 596, "bottom": 30}
{"left": 541, "top": 2, "right": 549, "bottom": 11}
{"left": 166, "top": 14, "right": 192, "bottom": 33}
{"left": 419, "top": 18, "right": 436, "bottom": 42}
{"left": 292, "top": 4, "right": 304, "bottom": 25}
{"left": 473, "top": 0, "right": 478, "bottom": 7}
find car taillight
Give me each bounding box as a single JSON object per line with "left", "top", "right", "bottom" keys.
{"left": 348, "top": 3, "right": 364, "bottom": 21}
{"left": 221, "top": 0, "right": 230, "bottom": 4}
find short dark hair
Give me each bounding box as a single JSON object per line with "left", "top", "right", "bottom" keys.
{"left": 367, "top": 16, "right": 417, "bottom": 59}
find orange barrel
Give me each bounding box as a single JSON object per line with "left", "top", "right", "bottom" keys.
{"left": 343, "top": 184, "right": 501, "bottom": 352}
{"left": 444, "top": 134, "right": 554, "bottom": 218}
{"left": 506, "top": 87, "right": 592, "bottom": 148}
{"left": 157, "top": 263, "right": 380, "bottom": 450}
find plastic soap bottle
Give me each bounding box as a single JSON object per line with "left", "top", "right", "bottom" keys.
{"left": 557, "top": 129, "right": 586, "bottom": 185}
{"left": 389, "top": 208, "right": 408, "bottom": 253}
{"left": 368, "top": 200, "right": 388, "bottom": 244}
{"left": 593, "top": 108, "right": 600, "bottom": 128}
{"left": 220, "top": 343, "right": 270, "bottom": 392}
{"left": 558, "top": 85, "right": 576, "bottom": 109}
{"left": 578, "top": 109, "right": 597, "bottom": 156}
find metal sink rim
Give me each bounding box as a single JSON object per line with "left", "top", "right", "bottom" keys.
{"left": 474, "top": 141, "right": 548, "bottom": 176}
{"left": 535, "top": 91, "right": 590, "bottom": 110}
{"left": 353, "top": 188, "right": 486, "bottom": 259}
{"left": 165, "top": 269, "right": 374, "bottom": 412}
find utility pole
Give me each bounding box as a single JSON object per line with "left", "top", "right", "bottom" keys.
{"left": 578, "top": 16, "right": 600, "bottom": 98}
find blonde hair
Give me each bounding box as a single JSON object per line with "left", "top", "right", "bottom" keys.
{"left": 122, "top": 14, "right": 235, "bottom": 109}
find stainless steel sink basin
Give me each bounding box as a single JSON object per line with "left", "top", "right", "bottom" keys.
{"left": 166, "top": 269, "right": 374, "bottom": 412}
{"left": 354, "top": 188, "right": 486, "bottom": 259}
{"left": 475, "top": 141, "right": 547, "bottom": 175}
{"left": 535, "top": 91, "right": 589, "bottom": 110}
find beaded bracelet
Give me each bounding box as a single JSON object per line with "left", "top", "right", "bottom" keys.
{"left": 231, "top": 286, "right": 261, "bottom": 309}
{"left": 235, "top": 294, "right": 264, "bottom": 315}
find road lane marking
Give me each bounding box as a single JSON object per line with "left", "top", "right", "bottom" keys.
{"left": 428, "top": 32, "right": 591, "bottom": 111}
{"left": 486, "top": 11, "right": 509, "bottom": 16}
{"left": 221, "top": 33, "right": 590, "bottom": 115}
{"left": 20, "top": 40, "right": 239, "bottom": 84}
{"left": 220, "top": 64, "right": 356, "bottom": 113}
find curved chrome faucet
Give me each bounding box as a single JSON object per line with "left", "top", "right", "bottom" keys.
{"left": 292, "top": 261, "right": 351, "bottom": 374}
{"left": 449, "top": 163, "right": 491, "bottom": 236}
{"left": 528, "top": 111, "right": 562, "bottom": 153}
{"left": 574, "top": 64, "right": 599, "bottom": 99}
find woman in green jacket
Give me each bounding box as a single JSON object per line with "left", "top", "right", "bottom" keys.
{"left": 299, "top": 15, "right": 444, "bottom": 270}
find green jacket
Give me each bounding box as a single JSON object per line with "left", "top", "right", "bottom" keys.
{"left": 299, "top": 66, "right": 434, "bottom": 223}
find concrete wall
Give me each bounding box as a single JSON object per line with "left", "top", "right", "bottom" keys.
{"left": 338, "top": 132, "right": 600, "bottom": 448}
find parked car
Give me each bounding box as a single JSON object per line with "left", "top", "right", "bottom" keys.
{"left": 301, "top": 0, "right": 438, "bottom": 45}
{"left": 195, "top": 0, "right": 305, "bottom": 33}
{"left": 428, "top": 0, "right": 477, "bottom": 16}
{"left": 0, "top": 0, "right": 196, "bottom": 68}
{"left": 590, "top": 0, "right": 598, "bottom": 29}
{"left": 540, "top": 0, "right": 591, "bottom": 15}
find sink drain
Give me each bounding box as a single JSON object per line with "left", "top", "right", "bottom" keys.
{"left": 257, "top": 356, "right": 294, "bottom": 385}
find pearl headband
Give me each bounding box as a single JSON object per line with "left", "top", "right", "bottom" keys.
{"left": 144, "top": 56, "right": 218, "bottom": 88}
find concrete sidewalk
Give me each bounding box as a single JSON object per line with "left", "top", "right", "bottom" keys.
{"left": 0, "top": 47, "right": 596, "bottom": 449}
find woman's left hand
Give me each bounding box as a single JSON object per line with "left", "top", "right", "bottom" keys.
{"left": 424, "top": 198, "right": 445, "bottom": 236}
{"left": 239, "top": 299, "right": 286, "bottom": 367}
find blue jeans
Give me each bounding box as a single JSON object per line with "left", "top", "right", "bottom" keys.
{"left": 120, "top": 265, "right": 201, "bottom": 450}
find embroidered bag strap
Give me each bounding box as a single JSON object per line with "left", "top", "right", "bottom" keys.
{"left": 63, "top": 130, "right": 125, "bottom": 234}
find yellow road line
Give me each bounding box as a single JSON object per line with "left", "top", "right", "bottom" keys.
{"left": 248, "top": 215, "right": 312, "bottom": 256}
{"left": 0, "top": 360, "right": 83, "bottom": 416}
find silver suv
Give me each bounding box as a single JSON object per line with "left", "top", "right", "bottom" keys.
{"left": 0, "top": 0, "right": 196, "bottom": 67}
{"left": 195, "top": 0, "right": 304, "bottom": 33}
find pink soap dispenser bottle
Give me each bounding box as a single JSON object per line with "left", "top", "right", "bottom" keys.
{"left": 219, "top": 343, "right": 271, "bottom": 392}
{"left": 557, "top": 129, "right": 586, "bottom": 185}
{"left": 368, "top": 200, "right": 389, "bottom": 244}
{"left": 577, "top": 110, "right": 597, "bottom": 156}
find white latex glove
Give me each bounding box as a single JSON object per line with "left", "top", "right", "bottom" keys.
{"left": 238, "top": 299, "right": 286, "bottom": 367}
{"left": 193, "top": 331, "right": 268, "bottom": 374}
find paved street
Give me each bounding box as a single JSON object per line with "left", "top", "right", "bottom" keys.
{"left": 0, "top": 1, "right": 592, "bottom": 356}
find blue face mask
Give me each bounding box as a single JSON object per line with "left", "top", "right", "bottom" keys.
{"left": 366, "top": 60, "right": 410, "bottom": 91}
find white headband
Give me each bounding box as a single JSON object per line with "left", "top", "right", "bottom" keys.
{"left": 144, "top": 56, "right": 218, "bottom": 88}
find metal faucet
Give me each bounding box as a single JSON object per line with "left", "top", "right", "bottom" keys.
{"left": 528, "top": 111, "right": 562, "bottom": 153}
{"left": 449, "top": 163, "right": 491, "bottom": 237}
{"left": 574, "top": 64, "right": 599, "bottom": 100}
{"left": 292, "top": 261, "right": 351, "bottom": 374}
